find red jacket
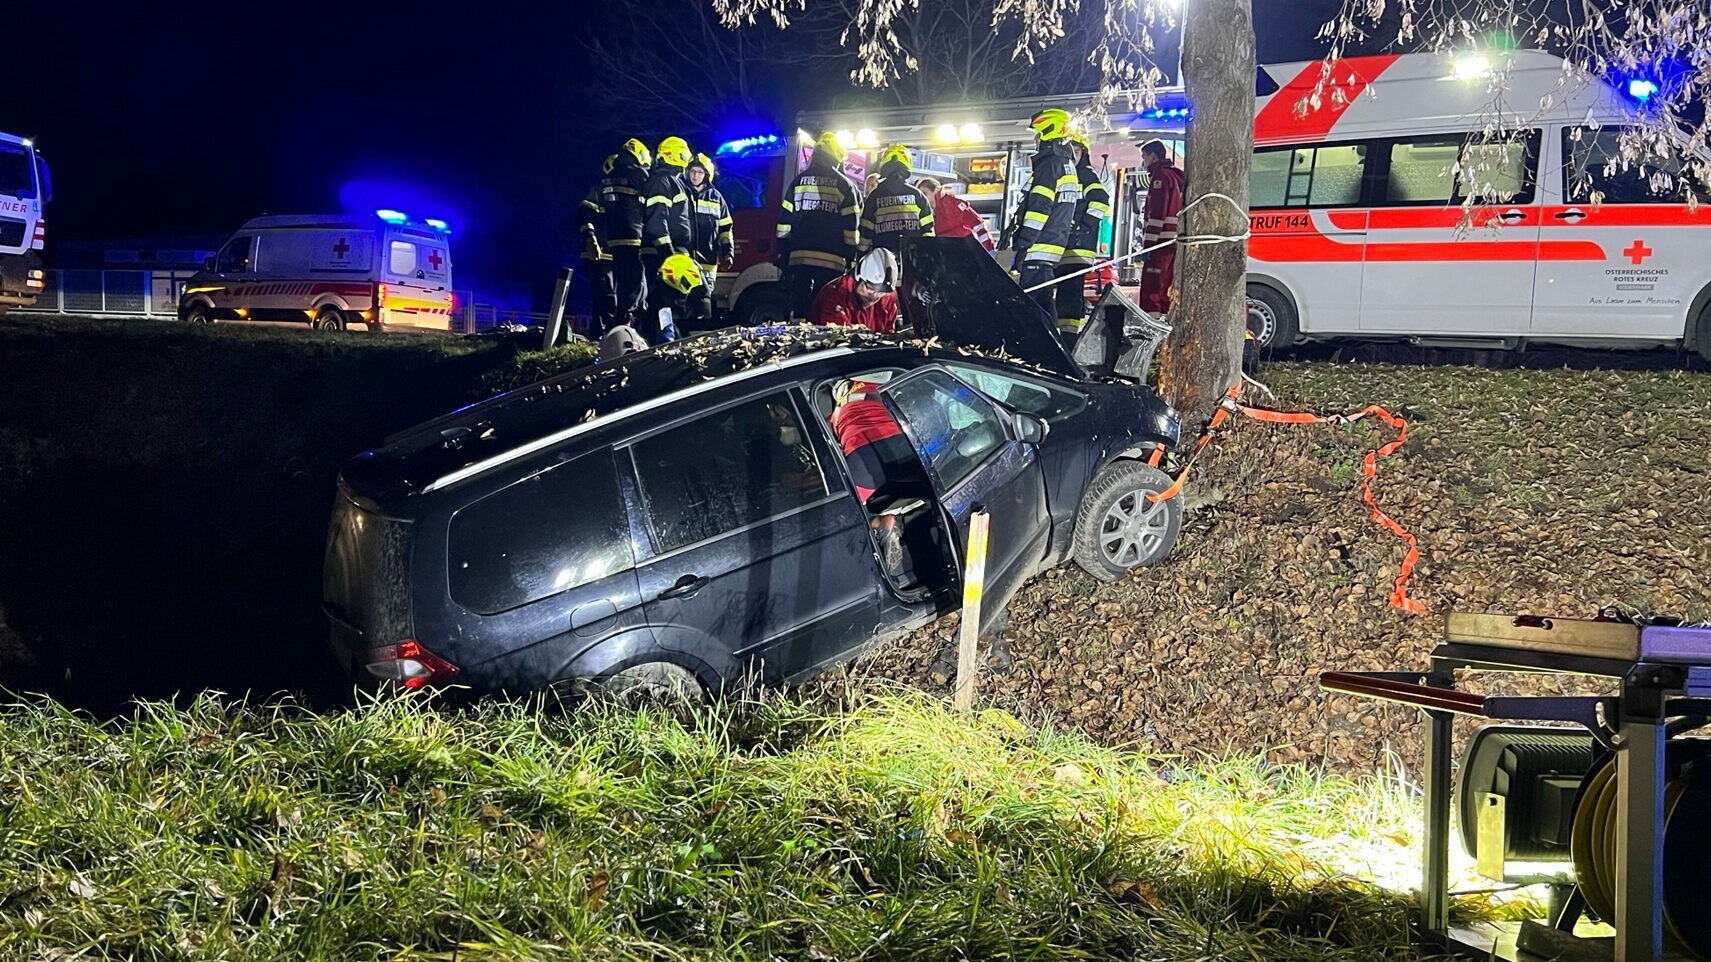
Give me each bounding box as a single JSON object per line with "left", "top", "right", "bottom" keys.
{"left": 807, "top": 275, "right": 899, "bottom": 333}
{"left": 1142, "top": 159, "right": 1187, "bottom": 248}
{"left": 931, "top": 193, "right": 996, "bottom": 252}
{"left": 830, "top": 382, "right": 902, "bottom": 453}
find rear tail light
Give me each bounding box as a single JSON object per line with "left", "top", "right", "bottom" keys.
{"left": 31, "top": 220, "right": 44, "bottom": 250}
{"left": 362, "top": 639, "right": 460, "bottom": 689}
{"left": 377, "top": 283, "right": 388, "bottom": 308}
{"left": 447, "top": 291, "right": 457, "bottom": 311}
{"left": 25, "top": 269, "right": 43, "bottom": 289}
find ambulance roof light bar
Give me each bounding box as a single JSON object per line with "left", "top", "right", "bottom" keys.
{"left": 375, "top": 209, "right": 409, "bottom": 224}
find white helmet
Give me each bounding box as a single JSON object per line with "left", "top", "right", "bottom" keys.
{"left": 854, "top": 248, "right": 899, "bottom": 293}
{"left": 598, "top": 324, "right": 647, "bottom": 361}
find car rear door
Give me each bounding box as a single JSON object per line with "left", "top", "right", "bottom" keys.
{"left": 877, "top": 367, "right": 1051, "bottom": 634}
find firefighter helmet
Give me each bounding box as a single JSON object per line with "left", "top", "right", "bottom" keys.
{"left": 658, "top": 253, "right": 705, "bottom": 296}
{"left": 877, "top": 144, "right": 912, "bottom": 170}
{"left": 1030, "top": 108, "right": 1072, "bottom": 142}
{"left": 621, "top": 138, "right": 652, "bottom": 168}
{"left": 854, "top": 248, "right": 899, "bottom": 293}
{"left": 1067, "top": 130, "right": 1090, "bottom": 158}
{"left": 657, "top": 137, "right": 694, "bottom": 169}
{"left": 815, "top": 130, "right": 848, "bottom": 166}
{"left": 689, "top": 153, "right": 716, "bottom": 181}
{"left": 601, "top": 153, "right": 618, "bottom": 175}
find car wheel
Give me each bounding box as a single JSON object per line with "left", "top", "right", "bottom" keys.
{"left": 1072, "top": 461, "right": 1182, "bottom": 582}
{"left": 314, "top": 307, "right": 348, "bottom": 331}
{"left": 1694, "top": 301, "right": 1711, "bottom": 364}
{"left": 1245, "top": 283, "right": 1298, "bottom": 351}
{"left": 185, "top": 303, "right": 213, "bottom": 324}
{"left": 736, "top": 286, "right": 789, "bottom": 327}
{"left": 599, "top": 661, "right": 705, "bottom": 704}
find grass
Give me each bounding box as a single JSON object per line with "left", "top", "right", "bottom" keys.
{"left": 0, "top": 690, "right": 1447, "bottom": 962}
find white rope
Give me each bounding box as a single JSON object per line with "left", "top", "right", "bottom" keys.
{"left": 1021, "top": 192, "right": 1252, "bottom": 293}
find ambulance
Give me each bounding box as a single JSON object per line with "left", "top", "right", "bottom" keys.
{"left": 713, "top": 50, "right": 1710, "bottom": 359}
{"left": 178, "top": 210, "right": 455, "bottom": 332}
{"left": 0, "top": 131, "right": 50, "bottom": 315}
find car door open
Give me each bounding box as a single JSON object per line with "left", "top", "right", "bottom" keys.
{"left": 877, "top": 367, "right": 1052, "bottom": 635}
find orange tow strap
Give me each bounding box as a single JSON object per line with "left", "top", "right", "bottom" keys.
{"left": 1148, "top": 383, "right": 1425, "bottom": 615}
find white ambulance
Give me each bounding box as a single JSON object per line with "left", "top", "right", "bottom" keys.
{"left": 1237, "top": 50, "right": 1711, "bottom": 357}
{"left": 0, "top": 131, "right": 49, "bottom": 315}
{"left": 178, "top": 210, "right": 455, "bottom": 332}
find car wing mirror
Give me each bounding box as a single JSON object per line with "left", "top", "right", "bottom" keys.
{"left": 1013, "top": 412, "right": 1048, "bottom": 445}
{"left": 203, "top": 256, "right": 216, "bottom": 271}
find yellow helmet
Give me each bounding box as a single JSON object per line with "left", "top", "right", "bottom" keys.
{"left": 601, "top": 153, "right": 618, "bottom": 175}
{"left": 1031, "top": 108, "right": 1071, "bottom": 142}
{"left": 621, "top": 138, "right": 652, "bottom": 168}
{"left": 658, "top": 254, "right": 705, "bottom": 296}
{"left": 657, "top": 136, "right": 693, "bottom": 169}
{"left": 1068, "top": 130, "right": 1090, "bottom": 155}
{"left": 815, "top": 130, "right": 848, "bottom": 166}
{"left": 689, "top": 153, "right": 716, "bottom": 181}
{"left": 877, "top": 144, "right": 912, "bottom": 170}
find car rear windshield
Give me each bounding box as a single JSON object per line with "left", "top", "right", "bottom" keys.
{"left": 0, "top": 143, "right": 36, "bottom": 199}
{"left": 448, "top": 452, "right": 633, "bottom": 615}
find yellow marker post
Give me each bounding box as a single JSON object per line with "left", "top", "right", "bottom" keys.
{"left": 953, "top": 510, "right": 991, "bottom": 713}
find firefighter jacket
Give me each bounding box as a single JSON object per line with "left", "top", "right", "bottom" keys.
{"left": 1064, "top": 162, "right": 1111, "bottom": 266}
{"left": 598, "top": 157, "right": 651, "bottom": 248}
{"left": 1013, "top": 140, "right": 1081, "bottom": 266}
{"left": 643, "top": 164, "right": 694, "bottom": 256}
{"left": 931, "top": 192, "right": 995, "bottom": 252}
{"left": 685, "top": 181, "right": 733, "bottom": 267}
{"left": 1142, "top": 158, "right": 1187, "bottom": 250}
{"left": 859, "top": 161, "right": 935, "bottom": 254}
{"left": 577, "top": 181, "right": 612, "bottom": 263}
{"left": 778, "top": 149, "right": 861, "bottom": 271}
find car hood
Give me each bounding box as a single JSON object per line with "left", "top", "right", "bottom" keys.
{"left": 900, "top": 236, "right": 1083, "bottom": 379}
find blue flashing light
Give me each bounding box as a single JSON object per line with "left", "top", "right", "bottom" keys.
{"left": 1140, "top": 107, "right": 1193, "bottom": 121}
{"left": 1627, "top": 78, "right": 1659, "bottom": 102}
{"left": 715, "top": 134, "right": 783, "bottom": 157}
{"left": 425, "top": 218, "right": 451, "bottom": 233}
{"left": 375, "top": 208, "right": 408, "bottom": 224}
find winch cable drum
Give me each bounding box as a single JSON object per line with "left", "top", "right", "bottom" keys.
{"left": 1455, "top": 724, "right": 1711, "bottom": 959}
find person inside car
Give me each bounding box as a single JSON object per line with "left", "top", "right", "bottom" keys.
{"left": 831, "top": 377, "right": 926, "bottom": 572}
{"left": 808, "top": 248, "right": 900, "bottom": 333}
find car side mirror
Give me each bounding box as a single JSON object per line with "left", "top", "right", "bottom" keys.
{"left": 203, "top": 257, "right": 216, "bottom": 271}
{"left": 1014, "top": 413, "right": 1048, "bottom": 444}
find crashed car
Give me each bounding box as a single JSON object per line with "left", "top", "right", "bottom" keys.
{"left": 322, "top": 238, "right": 1183, "bottom": 697}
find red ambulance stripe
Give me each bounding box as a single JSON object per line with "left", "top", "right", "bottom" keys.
{"left": 1255, "top": 54, "right": 1402, "bottom": 144}
{"left": 1538, "top": 205, "right": 1711, "bottom": 227}
{"left": 1252, "top": 234, "right": 1605, "bottom": 262}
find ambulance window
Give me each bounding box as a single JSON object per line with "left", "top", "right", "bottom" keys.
{"left": 215, "top": 236, "right": 253, "bottom": 274}
{"left": 1249, "top": 143, "right": 1367, "bottom": 208}
{"left": 389, "top": 241, "right": 417, "bottom": 275}
{"left": 1384, "top": 133, "right": 1536, "bottom": 205}
{"left": 1564, "top": 127, "right": 1690, "bottom": 205}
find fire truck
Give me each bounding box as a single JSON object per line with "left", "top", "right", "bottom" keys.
{"left": 0, "top": 131, "right": 50, "bottom": 315}
{"left": 712, "top": 50, "right": 1711, "bottom": 359}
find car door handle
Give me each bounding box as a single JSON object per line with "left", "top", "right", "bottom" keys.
{"left": 656, "top": 574, "right": 709, "bottom": 600}
{"left": 1495, "top": 209, "right": 1527, "bottom": 223}
{"left": 1554, "top": 208, "right": 1587, "bottom": 222}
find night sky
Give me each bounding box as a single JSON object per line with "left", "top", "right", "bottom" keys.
{"left": 17, "top": 1, "right": 1353, "bottom": 307}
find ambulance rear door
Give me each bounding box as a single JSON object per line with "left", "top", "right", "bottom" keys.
{"left": 380, "top": 227, "right": 453, "bottom": 329}
{"left": 1358, "top": 130, "right": 1542, "bottom": 336}
{"left": 1532, "top": 124, "right": 1711, "bottom": 340}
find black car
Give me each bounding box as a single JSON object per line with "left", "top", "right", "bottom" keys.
{"left": 322, "top": 239, "right": 1183, "bottom": 697}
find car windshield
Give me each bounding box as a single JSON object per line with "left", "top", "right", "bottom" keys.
{"left": 0, "top": 143, "right": 36, "bottom": 198}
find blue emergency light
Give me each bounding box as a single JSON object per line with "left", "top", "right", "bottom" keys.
{"left": 716, "top": 134, "right": 783, "bottom": 157}
{"left": 375, "top": 209, "right": 409, "bottom": 224}
{"left": 425, "top": 218, "right": 451, "bottom": 233}
{"left": 1627, "top": 78, "right": 1659, "bottom": 102}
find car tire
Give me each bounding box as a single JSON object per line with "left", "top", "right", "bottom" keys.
{"left": 1245, "top": 283, "right": 1298, "bottom": 351}
{"left": 314, "top": 307, "right": 348, "bottom": 331}
{"left": 1072, "top": 461, "right": 1182, "bottom": 582}
{"left": 1694, "top": 301, "right": 1711, "bottom": 364}
{"left": 736, "top": 286, "right": 789, "bottom": 327}
{"left": 599, "top": 661, "right": 705, "bottom": 704}
{"left": 185, "top": 303, "right": 213, "bottom": 324}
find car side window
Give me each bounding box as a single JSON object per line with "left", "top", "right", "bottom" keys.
{"left": 1563, "top": 126, "right": 1690, "bottom": 205}
{"left": 942, "top": 364, "right": 1085, "bottom": 422}
{"left": 215, "top": 236, "right": 253, "bottom": 274}
{"left": 883, "top": 370, "right": 1009, "bottom": 492}
{"left": 630, "top": 393, "right": 832, "bottom": 554}
{"left": 1251, "top": 143, "right": 1368, "bottom": 209}
{"left": 389, "top": 241, "right": 417, "bottom": 275}
{"left": 1384, "top": 131, "right": 1538, "bottom": 205}
{"left": 447, "top": 451, "right": 632, "bottom": 615}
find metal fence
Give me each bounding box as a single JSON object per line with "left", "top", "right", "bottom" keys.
{"left": 13, "top": 269, "right": 548, "bottom": 334}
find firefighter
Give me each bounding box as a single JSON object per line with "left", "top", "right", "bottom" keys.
{"left": 916, "top": 178, "right": 996, "bottom": 253}
{"left": 657, "top": 253, "right": 711, "bottom": 336}
{"left": 807, "top": 248, "right": 899, "bottom": 333}
{"left": 1137, "top": 138, "right": 1186, "bottom": 315}
{"left": 600, "top": 138, "right": 653, "bottom": 329}
{"left": 1012, "top": 108, "right": 1082, "bottom": 323}
{"left": 683, "top": 153, "right": 733, "bottom": 331}
{"left": 1055, "top": 134, "right": 1112, "bottom": 336}
{"left": 577, "top": 153, "right": 620, "bottom": 334}
{"left": 642, "top": 135, "right": 696, "bottom": 340}
{"left": 859, "top": 144, "right": 934, "bottom": 256}
{"left": 778, "top": 131, "right": 861, "bottom": 321}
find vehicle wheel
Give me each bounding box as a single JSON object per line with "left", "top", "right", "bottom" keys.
{"left": 1694, "top": 301, "right": 1711, "bottom": 364}
{"left": 1072, "top": 461, "right": 1182, "bottom": 582}
{"left": 736, "top": 286, "right": 789, "bottom": 327}
{"left": 314, "top": 307, "right": 348, "bottom": 331}
{"left": 1245, "top": 283, "right": 1298, "bottom": 351}
{"left": 184, "top": 303, "right": 213, "bottom": 324}
{"left": 598, "top": 661, "right": 705, "bottom": 704}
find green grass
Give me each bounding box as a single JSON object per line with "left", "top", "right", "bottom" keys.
{"left": 0, "top": 691, "right": 1446, "bottom": 961}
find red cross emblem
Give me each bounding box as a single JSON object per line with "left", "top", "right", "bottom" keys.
{"left": 332, "top": 237, "right": 350, "bottom": 258}
{"left": 427, "top": 249, "right": 443, "bottom": 271}
{"left": 1623, "top": 239, "right": 1653, "bottom": 265}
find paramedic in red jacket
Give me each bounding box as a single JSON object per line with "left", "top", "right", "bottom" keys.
{"left": 916, "top": 179, "right": 997, "bottom": 253}
{"left": 830, "top": 377, "right": 910, "bottom": 570}
{"left": 1137, "top": 139, "right": 1186, "bottom": 314}
{"left": 807, "top": 249, "right": 900, "bottom": 333}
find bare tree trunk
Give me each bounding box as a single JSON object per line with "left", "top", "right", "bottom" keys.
{"left": 1158, "top": 0, "right": 1254, "bottom": 429}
